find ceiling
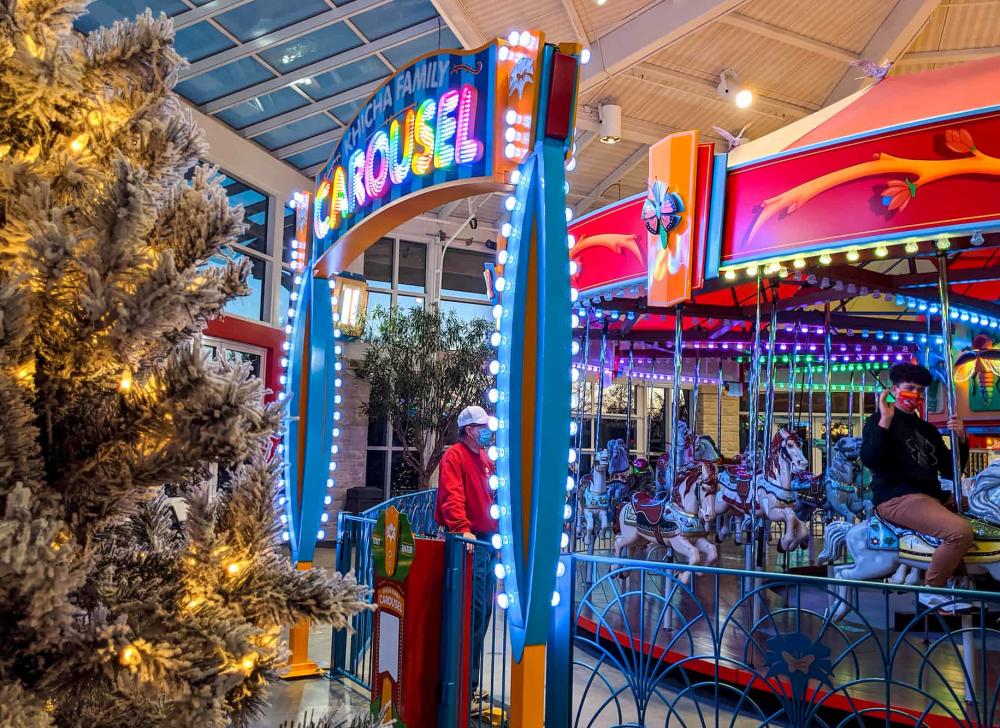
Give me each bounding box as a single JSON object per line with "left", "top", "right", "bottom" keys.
{"left": 77, "top": 0, "right": 1000, "bottom": 229}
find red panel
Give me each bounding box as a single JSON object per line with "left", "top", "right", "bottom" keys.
{"left": 723, "top": 110, "right": 1000, "bottom": 265}
{"left": 204, "top": 316, "right": 285, "bottom": 403}
{"left": 691, "top": 143, "right": 714, "bottom": 292}
{"left": 545, "top": 53, "right": 578, "bottom": 141}
{"left": 569, "top": 197, "right": 647, "bottom": 294}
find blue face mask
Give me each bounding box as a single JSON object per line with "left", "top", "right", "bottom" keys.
{"left": 476, "top": 427, "right": 493, "bottom": 447}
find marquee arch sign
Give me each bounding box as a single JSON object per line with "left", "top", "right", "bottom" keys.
{"left": 280, "top": 32, "right": 583, "bottom": 678}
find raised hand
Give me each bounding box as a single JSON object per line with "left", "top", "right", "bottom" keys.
{"left": 878, "top": 389, "right": 894, "bottom": 429}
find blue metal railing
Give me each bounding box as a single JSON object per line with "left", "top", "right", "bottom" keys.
{"left": 331, "top": 513, "right": 377, "bottom": 688}
{"left": 361, "top": 488, "right": 439, "bottom": 536}
{"left": 552, "top": 553, "right": 1000, "bottom": 728}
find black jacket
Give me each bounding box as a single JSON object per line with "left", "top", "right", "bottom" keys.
{"left": 860, "top": 409, "right": 969, "bottom": 507}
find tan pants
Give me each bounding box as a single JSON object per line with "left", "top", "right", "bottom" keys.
{"left": 876, "top": 493, "right": 974, "bottom": 587}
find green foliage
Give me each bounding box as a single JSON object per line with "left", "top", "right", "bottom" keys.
{"left": 358, "top": 306, "right": 492, "bottom": 488}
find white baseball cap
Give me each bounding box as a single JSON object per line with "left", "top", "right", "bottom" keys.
{"left": 457, "top": 405, "right": 490, "bottom": 428}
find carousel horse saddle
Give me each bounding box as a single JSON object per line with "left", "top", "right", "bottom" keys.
{"left": 631, "top": 492, "right": 671, "bottom": 527}
{"left": 868, "top": 514, "right": 1000, "bottom": 560}
{"left": 724, "top": 466, "right": 753, "bottom": 499}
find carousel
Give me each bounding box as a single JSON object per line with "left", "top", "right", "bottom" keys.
{"left": 557, "top": 56, "right": 1000, "bottom": 727}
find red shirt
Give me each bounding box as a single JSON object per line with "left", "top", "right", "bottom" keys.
{"left": 435, "top": 441, "right": 496, "bottom": 535}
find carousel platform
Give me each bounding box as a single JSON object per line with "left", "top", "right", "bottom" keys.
{"left": 568, "top": 541, "right": 1000, "bottom": 727}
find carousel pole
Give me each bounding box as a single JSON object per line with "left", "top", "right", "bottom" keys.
{"left": 847, "top": 370, "right": 856, "bottom": 437}
{"left": 786, "top": 326, "right": 799, "bottom": 425}
{"left": 745, "top": 273, "right": 764, "bottom": 582}
{"left": 859, "top": 368, "right": 867, "bottom": 434}
{"left": 807, "top": 361, "right": 815, "bottom": 471}
{"left": 645, "top": 357, "right": 656, "bottom": 462}
{"left": 716, "top": 359, "right": 724, "bottom": 452}
{"left": 823, "top": 305, "right": 833, "bottom": 497}
{"left": 760, "top": 287, "right": 779, "bottom": 570}
{"left": 936, "top": 254, "right": 963, "bottom": 506}
{"left": 570, "top": 315, "right": 593, "bottom": 552}
{"left": 625, "top": 349, "right": 634, "bottom": 453}
{"left": 669, "top": 306, "right": 684, "bottom": 485}
{"left": 691, "top": 356, "right": 701, "bottom": 431}
{"left": 594, "top": 319, "right": 609, "bottom": 451}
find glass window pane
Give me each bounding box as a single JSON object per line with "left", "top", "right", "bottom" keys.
{"left": 204, "top": 251, "right": 267, "bottom": 321}
{"left": 397, "top": 241, "right": 426, "bottom": 292}
{"left": 351, "top": 0, "right": 439, "bottom": 42}
{"left": 215, "top": 0, "right": 329, "bottom": 42}
{"left": 257, "top": 22, "right": 363, "bottom": 73}
{"left": 286, "top": 141, "right": 336, "bottom": 171}
{"left": 365, "top": 290, "right": 391, "bottom": 329}
{"left": 382, "top": 28, "right": 461, "bottom": 68}
{"left": 215, "top": 88, "right": 308, "bottom": 130}
{"left": 203, "top": 343, "right": 218, "bottom": 359}
{"left": 390, "top": 451, "right": 420, "bottom": 495}
{"left": 219, "top": 174, "right": 269, "bottom": 254}
{"left": 304, "top": 56, "right": 390, "bottom": 101}
{"left": 331, "top": 97, "right": 365, "bottom": 125}
{"left": 396, "top": 294, "right": 424, "bottom": 312}
{"left": 368, "top": 415, "right": 388, "bottom": 447}
{"left": 279, "top": 268, "right": 294, "bottom": 326}
{"left": 282, "top": 206, "right": 296, "bottom": 269}
{"left": 441, "top": 248, "right": 491, "bottom": 300}
{"left": 364, "top": 238, "right": 394, "bottom": 287}
{"left": 254, "top": 113, "right": 340, "bottom": 151}
{"left": 174, "top": 22, "right": 236, "bottom": 63}
{"left": 365, "top": 450, "right": 387, "bottom": 492}
{"left": 439, "top": 299, "right": 490, "bottom": 323}
{"left": 224, "top": 349, "right": 262, "bottom": 380}
{"left": 175, "top": 57, "right": 274, "bottom": 105}
{"left": 75, "top": 0, "right": 187, "bottom": 33}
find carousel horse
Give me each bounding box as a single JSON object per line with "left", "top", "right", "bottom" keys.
{"left": 577, "top": 450, "right": 612, "bottom": 550}
{"left": 819, "top": 461, "right": 1000, "bottom": 621}
{"left": 715, "top": 428, "right": 812, "bottom": 552}
{"left": 820, "top": 436, "right": 873, "bottom": 522}
{"left": 654, "top": 424, "right": 724, "bottom": 495}
{"left": 614, "top": 459, "right": 720, "bottom": 583}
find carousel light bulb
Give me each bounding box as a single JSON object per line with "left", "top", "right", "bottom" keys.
{"left": 557, "top": 561, "right": 566, "bottom": 577}
{"left": 724, "top": 269, "right": 737, "bottom": 280}
{"left": 570, "top": 421, "right": 578, "bottom": 436}
{"left": 560, "top": 532, "right": 570, "bottom": 548}
{"left": 488, "top": 388, "right": 499, "bottom": 403}
{"left": 551, "top": 591, "right": 561, "bottom": 607}
{"left": 489, "top": 474, "right": 500, "bottom": 490}
{"left": 568, "top": 234, "right": 576, "bottom": 249}
{"left": 491, "top": 533, "right": 503, "bottom": 549}
{"left": 580, "top": 48, "right": 591, "bottom": 64}
{"left": 488, "top": 445, "right": 499, "bottom": 461}
{"left": 905, "top": 240, "right": 919, "bottom": 254}
{"left": 875, "top": 244, "right": 888, "bottom": 257}
{"left": 745, "top": 264, "right": 758, "bottom": 276}
{"left": 566, "top": 475, "right": 575, "bottom": 491}
{"left": 495, "top": 276, "right": 506, "bottom": 292}
{"left": 497, "top": 592, "right": 511, "bottom": 609}
{"left": 793, "top": 257, "right": 805, "bottom": 269}
{"left": 493, "top": 304, "right": 503, "bottom": 318}
{"left": 505, "top": 196, "right": 516, "bottom": 211}
{"left": 494, "top": 563, "right": 507, "bottom": 579}
{"left": 489, "top": 359, "right": 501, "bottom": 375}
{"left": 568, "top": 448, "right": 577, "bottom": 464}
{"left": 935, "top": 235, "right": 951, "bottom": 250}
{"left": 819, "top": 252, "right": 832, "bottom": 265}
{"left": 491, "top": 331, "right": 502, "bottom": 347}
{"left": 490, "top": 504, "right": 501, "bottom": 519}
{"left": 501, "top": 222, "right": 512, "bottom": 238}
{"left": 847, "top": 248, "right": 860, "bottom": 262}
{"left": 572, "top": 341, "right": 580, "bottom": 355}
{"left": 564, "top": 504, "right": 572, "bottom": 519}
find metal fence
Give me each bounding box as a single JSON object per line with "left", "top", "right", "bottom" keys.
{"left": 332, "top": 513, "right": 377, "bottom": 688}
{"left": 549, "top": 552, "right": 1000, "bottom": 728}
{"left": 361, "top": 488, "right": 439, "bottom": 536}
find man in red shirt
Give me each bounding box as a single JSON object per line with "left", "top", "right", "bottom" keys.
{"left": 435, "top": 405, "right": 496, "bottom": 700}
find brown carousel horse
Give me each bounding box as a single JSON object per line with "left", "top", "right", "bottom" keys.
{"left": 614, "top": 459, "right": 720, "bottom": 583}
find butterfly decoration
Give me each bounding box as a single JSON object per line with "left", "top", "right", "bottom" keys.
{"left": 954, "top": 334, "right": 1000, "bottom": 405}
{"left": 509, "top": 56, "right": 534, "bottom": 99}
{"left": 781, "top": 651, "right": 816, "bottom": 675}
{"left": 641, "top": 179, "right": 684, "bottom": 250}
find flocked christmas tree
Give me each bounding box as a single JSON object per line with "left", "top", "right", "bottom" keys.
{"left": 0, "top": 1, "right": 368, "bottom": 726}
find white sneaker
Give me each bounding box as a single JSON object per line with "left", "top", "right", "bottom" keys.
{"left": 919, "top": 592, "right": 971, "bottom": 614}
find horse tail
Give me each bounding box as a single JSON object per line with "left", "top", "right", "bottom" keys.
{"left": 817, "top": 520, "right": 851, "bottom": 564}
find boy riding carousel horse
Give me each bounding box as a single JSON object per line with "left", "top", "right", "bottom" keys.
{"left": 860, "top": 362, "right": 970, "bottom": 612}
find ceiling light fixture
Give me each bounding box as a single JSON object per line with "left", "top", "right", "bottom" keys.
{"left": 718, "top": 68, "right": 753, "bottom": 108}
{"left": 598, "top": 102, "right": 622, "bottom": 144}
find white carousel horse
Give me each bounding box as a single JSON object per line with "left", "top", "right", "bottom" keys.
{"left": 614, "top": 459, "right": 720, "bottom": 583}
{"left": 822, "top": 436, "right": 873, "bottom": 522}
{"left": 715, "top": 428, "right": 812, "bottom": 552}
{"left": 818, "top": 461, "right": 1000, "bottom": 620}
{"left": 577, "top": 450, "right": 612, "bottom": 550}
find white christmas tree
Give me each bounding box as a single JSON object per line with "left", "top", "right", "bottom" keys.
{"left": 0, "top": 2, "right": 368, "bottom": 726}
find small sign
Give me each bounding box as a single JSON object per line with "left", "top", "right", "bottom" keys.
{"left": 373, "top": 506, "right": 415, "bottom": 581}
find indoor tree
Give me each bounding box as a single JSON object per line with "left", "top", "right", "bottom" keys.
{"left": 358, "top": 306, "right": 493, "bottom": 489}
{"left": 0, "top": 2, "right": 367, "bottom": 726}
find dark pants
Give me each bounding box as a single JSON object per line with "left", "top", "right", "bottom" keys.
{"left": 470, "top": 541, "right": 494, "bottom": 692}
{"left": 876, "top": 493, "right": 974, "bottom": 587}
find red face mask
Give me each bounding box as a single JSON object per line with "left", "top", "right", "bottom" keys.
{"left": 896, "top": 389, "right": 925, "bottom": 414}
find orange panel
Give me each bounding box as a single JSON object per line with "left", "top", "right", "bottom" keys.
{"left": 647, "top": 130, "right": 699, "bottom": 307}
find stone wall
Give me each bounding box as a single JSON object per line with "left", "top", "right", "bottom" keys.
{"left": 693, "top": 384, "right": 742, "bottom": 458}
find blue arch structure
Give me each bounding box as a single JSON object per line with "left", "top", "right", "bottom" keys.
{"left": 281, "top": 34, "right": 582, "bottom": 679}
